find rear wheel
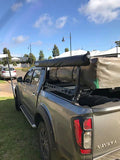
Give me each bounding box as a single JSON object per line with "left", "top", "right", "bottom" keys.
{"left": 15, "top": 91, "right": 21, "bottom": 111}
{"left": 38, "top": 122, "right": 51, "bottom": 160}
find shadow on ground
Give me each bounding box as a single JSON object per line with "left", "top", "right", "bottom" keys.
{"left": 0, "top": 97, "right": 41, "bottom": 160}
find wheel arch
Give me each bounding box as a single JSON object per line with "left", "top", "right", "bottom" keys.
{"left": 34, "top": 104, "right": 56, "bottom": 149}
{"left": 34, "top": 113, "right": 44, "bottom": 127}
{"left": 15, "top": 85, "right": 20, "bottom": 97}
{"left": 15, "top": 86, "right": 18, "bottom": 95}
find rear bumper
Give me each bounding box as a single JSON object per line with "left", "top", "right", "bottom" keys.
{"left": 94, "top": 148, "right": 120, "bottom": 160}
{"left": 1, "top": 74, "right": 17, "bottom": 79}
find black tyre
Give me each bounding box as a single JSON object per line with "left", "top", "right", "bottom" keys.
{"left": 15, "top": 91, "right": 21, "bottom": 111}
{"left": 38, "top": 122, "right": 51, "bottom": 160}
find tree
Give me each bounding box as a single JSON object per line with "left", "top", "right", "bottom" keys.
{"left": 3, "top": 48, "right": 12, "bottom": 66}
{"left": 28, "top": 53, "right": 36, "bottom": 65}
{"left": 39, "top": 50, "right": 44, "bottom": 61}
{"left": 48, "top": 56, "right": 52, "bottom": 60}
{"left": 52, "top": 44, "right": 59, "bottom": 57}
{"left": 24, "top": 54, "right": 29, "bottom": 57}
{"left": 23, "top": 54, "right": 29, "bottom": 63}
{"left": 13, "top": 61, "right": 17, "bottom": 66}
{"left": 115, "top": 41, "right": 120, "bottom": 47}
{"left": 65, "top": 48, "right": 69, "bottom": 52}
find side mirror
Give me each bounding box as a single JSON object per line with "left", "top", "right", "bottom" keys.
{"left": 25, "top": 78, "right": 31, "bottom": 83}
{"left": 17, "top": 77, "right": 23, "bottom": 82}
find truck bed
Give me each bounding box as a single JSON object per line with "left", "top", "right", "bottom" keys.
{"left": 44, "top": 80, "right": 120, "bottom": 159}
{"left": 41, "top": 86, "right": 120, "bottom": 159}
{"left": 44, "top": 81, "right": 120, "bottom": 107}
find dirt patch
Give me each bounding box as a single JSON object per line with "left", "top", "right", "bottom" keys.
{"left": 0, "top": 70, "right": 25, "bottom": 98}
{"left": 16, "top": 70, "right": 26, "bottom": 78}
{"left": 0, "top": 83, "right": 13, "bottom": 97}
{"left": 0, "top": 70, "right": 26, "bottom": 98}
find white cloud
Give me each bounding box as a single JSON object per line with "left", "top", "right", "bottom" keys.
{"left": 11, "top": 0, "right": 36, "bottom": 12}
{"left": 11, "top": 2, "right": 23, "bottom": 12}
{"left": 12, "top": 35, "right": 29, "bottom": 44}
{"left": 32, "top": 40, "right": 42, "bottom": 46}
{"left": 78, "top": 0, "right": 120, "bottom": 23}
{"left": 56, "top": 16, "right": 68, "bottom": 28}
{"left": 34, "top": 14, "right": 68, "bottom": 34}
{"left": 34, "top": 14, "right": 53, "bottom": 28}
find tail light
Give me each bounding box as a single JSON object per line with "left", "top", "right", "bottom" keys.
{"left": 74, "top": 120, "right": 82, "bottom": 147}
{"left": 2, "top": 71, "right": 5, "bottom": 73}
{"left": 74, "top": 118, "right": 92, "bottom": 154}
{"left": 84, "top": 119, "right": 92, "bottom": 130}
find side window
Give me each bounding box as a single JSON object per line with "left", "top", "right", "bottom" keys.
{"left": 24, "top": 70, "right": 33, "bottom": 83}
{"left": 31, "top": 70, "right": 41, "bottom": 85}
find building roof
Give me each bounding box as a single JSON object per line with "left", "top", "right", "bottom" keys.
{"left": 0, "top": 54, "right": 8, "bottom": 58}
{"left": 56, "top": 47, "right": 120, "bottom": 58}
{"left": 11, "top": 57, "right": 20, "bottom": 61}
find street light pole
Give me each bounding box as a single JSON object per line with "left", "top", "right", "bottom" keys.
{"left": 62, "top": 32, "right": 72, "bottom": 56}
{"left": 28, "top": 44, "right": 32, "bottom": 54}
{"left": 30, "top": 44, "right": 32, "bottom": 53}
{"left": 70, "top": 32, "right": 72, "bottom": 56}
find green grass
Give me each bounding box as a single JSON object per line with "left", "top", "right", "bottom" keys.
{"left": 15, "top": 68, "right": 22, "bottom": 70}
{"left": 21, "top": 68, "right": 30, "bottom": 72}
{"left": 0, "top": 97, "right": 41, "bottom": 160}
{"left": 0, "top": 80, "right": 6, "bottom": 83}
{"left": 15, "top": 68, "right": 30, "bottom": 72}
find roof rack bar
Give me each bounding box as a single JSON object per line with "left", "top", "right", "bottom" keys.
{"left": 44, "top": 82, "right": 75, "bottom": 96}
{"left": 73, "top": 67, "right": 81, "bottom": 102}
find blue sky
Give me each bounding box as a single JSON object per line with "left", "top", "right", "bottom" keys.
{"left": 0, "top": 0, "right": 120, "bottom": 59}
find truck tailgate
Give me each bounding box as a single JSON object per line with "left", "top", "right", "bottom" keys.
{"left": 92, "top": 101, "right": 120, "bottom": 159}
{"left": 94, "top": 148, "right": 120, "bottom": 160}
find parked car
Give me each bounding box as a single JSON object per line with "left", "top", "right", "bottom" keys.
{"left": 15, "top": 54, "right": 120, "bottom": 160}
{"left": 0, "top": 67, "right": 17, "bottom": 79}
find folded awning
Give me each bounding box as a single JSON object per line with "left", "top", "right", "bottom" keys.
{"left": 35, "top": 53, "right": 90, "bottom": 67}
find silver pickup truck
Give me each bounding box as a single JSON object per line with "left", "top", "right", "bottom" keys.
{"left": 15, "top": 54, "right": 120, "bottom": 160}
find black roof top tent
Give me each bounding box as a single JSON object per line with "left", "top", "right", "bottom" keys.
{"left": 35, "top": 53, "right": 90, "bottom": 67}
